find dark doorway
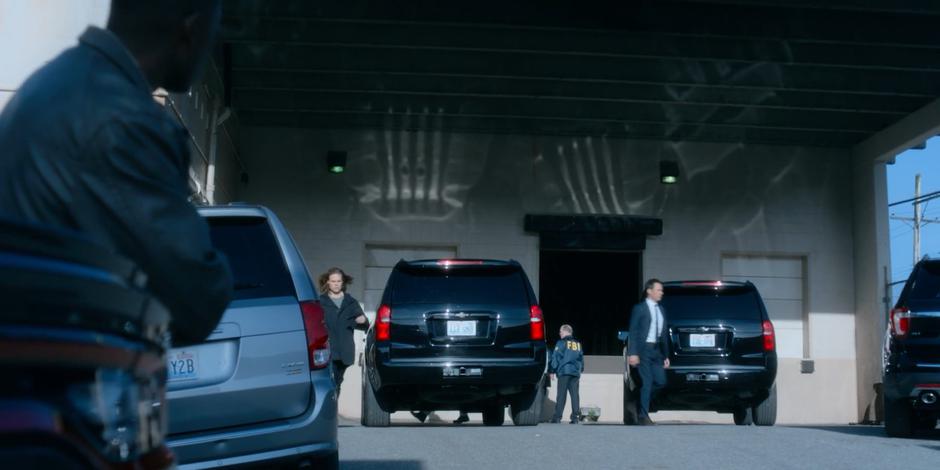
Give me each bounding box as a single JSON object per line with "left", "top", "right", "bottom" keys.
{"left": 539, "top": 250, "right": 642, "bottom": 356}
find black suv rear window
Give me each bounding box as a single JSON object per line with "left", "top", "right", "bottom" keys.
{"left": 207, "top": 217, "right": 295, "bottom": 301}
{"left": 391, "top": 265, "right": 529, "bottom": 305}
{"left": 908, "top": 262, "right": 940, "bottom": 301}
{"left": 661, "top": 286, "right": 764, "bottom": 321}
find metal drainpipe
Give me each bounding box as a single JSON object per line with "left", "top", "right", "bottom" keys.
{"left": 205, "top": 102, "right": 232, "bottom": 205}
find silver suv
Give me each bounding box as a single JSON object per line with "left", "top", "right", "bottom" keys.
{"left": 166, "top": 205, "right": 337, "bottom": 469}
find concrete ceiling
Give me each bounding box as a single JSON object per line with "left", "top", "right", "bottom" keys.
{"left": 219, "top": 0, "right": 940, "bottom": 147}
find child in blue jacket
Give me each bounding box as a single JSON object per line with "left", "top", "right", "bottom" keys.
{"left": 549, "top": 324, "right": 584, "bottom": 423}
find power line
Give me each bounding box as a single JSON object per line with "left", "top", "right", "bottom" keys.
{"left": 891, "top": 229, "right": 913, "bottom": 240}
{"left": 889, "top": 189, "right": 940, "bottom": 207}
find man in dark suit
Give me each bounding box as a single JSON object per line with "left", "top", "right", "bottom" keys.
{"left": 627, "top": 278, "right": 671, "bottom": 425}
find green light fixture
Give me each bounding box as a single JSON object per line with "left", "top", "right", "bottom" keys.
{"left": 660, "top": 161, "right": 679, "bottom": 184}
{"left": 327, "top": 151, "right": 347, "bottom": 174}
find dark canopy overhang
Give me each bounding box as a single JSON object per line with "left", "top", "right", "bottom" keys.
{"left": 219, "top": 0, "right": 940, "bottom": 148}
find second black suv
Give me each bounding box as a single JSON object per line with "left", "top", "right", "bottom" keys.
{"left": 361, "top": 259, "right": 547, "bottom": 426}
{"left": 622, "top": 281, "right": 778, "bottom": 426}
{"left": 883, "top": 257, "right": 940, "bottom": 437}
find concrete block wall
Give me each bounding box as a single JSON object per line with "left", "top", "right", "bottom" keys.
{"left": 238, "top": 126, "right": 862, "bottom": 424}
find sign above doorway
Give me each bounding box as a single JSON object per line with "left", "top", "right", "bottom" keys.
{"left": 524, "top": 214, "right": 662, "bottom": 251}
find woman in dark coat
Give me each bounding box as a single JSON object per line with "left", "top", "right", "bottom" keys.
{"left": 318, "top": 267, "right": 369, "bottom": 396}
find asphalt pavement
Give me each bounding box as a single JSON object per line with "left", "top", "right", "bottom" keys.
{"left": 337, "top": 419, "right": 940, "bottom": 470}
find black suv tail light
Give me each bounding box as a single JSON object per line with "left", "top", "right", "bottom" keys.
{"left": 376, "top": 304, "right": 392, "bottom": 341}
{"left": 530, "top": 305, "right": 545, "bottom": 341}
{"left": 300, "top": 301, "right": 330, "bottom": 370}
{"left": 890, "top": 307, "right": 910, "bottom": 338}
{"left": 762, "top": 319, "right": 776, "bottom": 352}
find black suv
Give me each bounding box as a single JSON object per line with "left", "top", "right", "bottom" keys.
{"left": 883, "top": 257, "right": 940, "bottom": 437}
{"left": 361, "top": 259, "right": 547, "bottom": 426}
{"left": 622, "top": 281, "right": 778, "bottom": 425}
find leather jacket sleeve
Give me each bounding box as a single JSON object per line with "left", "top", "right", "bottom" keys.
{"left": 93, "top": 118, "right": 233, "bottom": 346}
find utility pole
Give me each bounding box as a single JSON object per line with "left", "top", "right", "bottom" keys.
{"left": 891, "top": 173, "right": 940, "bottom": 265}
{"left": 914, "top": 174, "right": 921, "bottom": 264}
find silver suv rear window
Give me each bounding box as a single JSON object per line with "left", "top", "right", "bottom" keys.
{"left": 207, "top": 217, "right": 295, "bottom": 301}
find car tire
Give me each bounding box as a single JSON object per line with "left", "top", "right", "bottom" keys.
{"left": 884, "top": 396, "right": 913, "bottom": 437}
{"left": 733, "top": 406, "right": 753, "bottom": 426}
{"left": 511, "top": 380, "right": 543, "bottom": 426}
{"left": 622, "top": 369, "right": 639, "bottom": 425}
{"left": 361, "top": 372, "right": 390, "bottom": 427}
{"left": 306, "top": 451, "right": 339, "bottom": 470}
{"left": 482, "top": 405, "right": 505, "bottom": 426}
{"left": 751, "top": 384, "right": 777, "bottom": 426}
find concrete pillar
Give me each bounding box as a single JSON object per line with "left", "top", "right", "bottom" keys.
{"left": 850, "top": 155, "right": 890, "bottom": 423}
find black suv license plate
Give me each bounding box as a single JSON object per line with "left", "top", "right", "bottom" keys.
{"left": 443, "top": 366, "right": 483, "bottom": 377}
{"left": 686, "top": 373, "right": 719, "bottom": 382}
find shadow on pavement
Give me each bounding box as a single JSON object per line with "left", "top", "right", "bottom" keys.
{"left": 341, "top": 460, "right": 423, "bottom": 470}
{"left": 383, "top": 423, "right": 490, "bottom": 427}
{"left": 345, "top": 420, "right": 737, "bottom": 427}
{"left": 790, "top": 425, "right": 940, "bottom": 441}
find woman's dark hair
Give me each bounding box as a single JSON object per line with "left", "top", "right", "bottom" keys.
{"left": 643, "top": 278, "right": 663, "bottom": 298}
{"left": 318, "top": 267, "right": 353, "bottom": 294}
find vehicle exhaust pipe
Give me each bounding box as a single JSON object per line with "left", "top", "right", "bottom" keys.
{"left": 921, "top": 391, "right": 938, "bottom": 405}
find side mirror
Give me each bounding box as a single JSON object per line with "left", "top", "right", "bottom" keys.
{"left": 618, "top": 331, "right": 629, "bottom": 343}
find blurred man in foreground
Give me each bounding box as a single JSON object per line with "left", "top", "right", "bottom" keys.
{"left": 0, "top": 0, "right": 232, "bottom": 345}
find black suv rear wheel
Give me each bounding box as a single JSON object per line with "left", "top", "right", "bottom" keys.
{"left": 751, "top": 384, "right": 777, "bottom": 426}
{"left": 361, "top": 373, "right": 390, "bottom": 427}
{"left": 510, "top": 380, "right": 544, "bottom": 426}
{"left": 884, "top": 397, "right": 913, "bottom": 437}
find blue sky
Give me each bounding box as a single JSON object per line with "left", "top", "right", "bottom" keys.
{"left": 888, "top": 136, "right": 940, "bottom": 300}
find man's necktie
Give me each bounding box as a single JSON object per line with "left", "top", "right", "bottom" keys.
{"left": 654, "top": 304, "right": 661, "bottom": 338}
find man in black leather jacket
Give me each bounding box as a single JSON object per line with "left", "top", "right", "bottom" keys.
{"left": 0, "top": 0, "right": 232, "bottom": 346}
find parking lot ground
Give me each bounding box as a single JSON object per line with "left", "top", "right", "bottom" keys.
{"left": 338, "top": 419, "right": 940, "bottom": 470}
